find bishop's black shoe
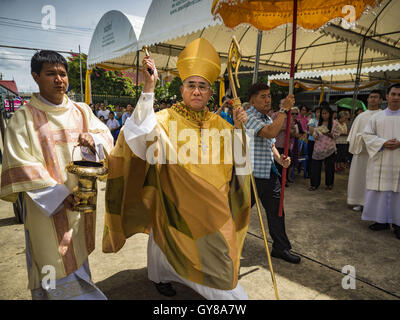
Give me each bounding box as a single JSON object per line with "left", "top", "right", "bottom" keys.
{"left": 368, "top": 223, "right": 390, "bottom": 231}
{"left": 154, "top": 282, "right": 177, "bottom": 297}
{"left": 271, "top": 249, "right": 301, "bottom": 264}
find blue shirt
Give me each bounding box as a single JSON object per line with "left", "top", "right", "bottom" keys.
{"left": 220, "top": 111, "right": 234, "bottom": 125}
{"left": 245, "top": 106, "right": 276, "bottom": 179}
{"left": 122, "top": 111, "right": 131, "bottom": 125}
{"left": 308, "top": 116, "right": 318, "bottom": 142}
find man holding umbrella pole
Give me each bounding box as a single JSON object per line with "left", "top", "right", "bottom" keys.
{"left": 245, "top": 83, "right": 301, "bottom": 264}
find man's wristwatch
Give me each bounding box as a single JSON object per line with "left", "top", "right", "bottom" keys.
{"left": 279, "top": 108, "right": 287, "bottom": 114}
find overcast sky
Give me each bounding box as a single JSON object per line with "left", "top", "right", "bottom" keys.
{"left": 0, "top": 0, "right": 152, "bottom": 92}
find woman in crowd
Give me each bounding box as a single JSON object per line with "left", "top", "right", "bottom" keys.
{"left": 306, "top": 106, "right": 321, "bottom": 179}
{"left": 272, "top": 99, "right": 296, "bottom": 186}
{"left": 309, "top": 103, "right": 341, "bottom": 191}
{"left": 335, "top": 111, "right": 350, "bottom": 172}
{"left": 297, "top": 105, "right": 310, "bottom": 133}
{"left": 289, "top": 107, "right": 305, "bottom": 182}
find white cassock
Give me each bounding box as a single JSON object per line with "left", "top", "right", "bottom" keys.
{"left": 347, "top": 110, "right": 380, "bottom": 206}
{"left": 361, "top": 109, "right": 400, "bottom": 226}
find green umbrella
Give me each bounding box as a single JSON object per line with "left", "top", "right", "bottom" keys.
{"left": 335, "top": 98, "right": 367, "bottom": 111}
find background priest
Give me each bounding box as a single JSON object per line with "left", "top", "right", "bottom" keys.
{"left": 347, "top": 90, "right": 382, "bottom": 212}
{"left": 362, "top": 84, "right": 400, "bottom": 239}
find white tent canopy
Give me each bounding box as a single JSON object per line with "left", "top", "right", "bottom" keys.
{"left": 269, "top": 63, "right": 400, "bottom": 80}
{"left": 86, "top": 0, "right": 400, "bottom": 84}
{"left": 87, "top": 9, "right": 182, "bottom": 75}
{"left": 138, "top": 0, "right": 219, "bottom": 50}
{"left": 87, "top": 10, "right": 144, "bottom": 69}
{"left": 139, "top": 0, "right": 400, "bottom": 82}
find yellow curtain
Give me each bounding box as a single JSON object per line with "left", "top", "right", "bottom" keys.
{"left": 272, "top": 79, "right": 319, "bottom": 91}
{"left": 85, "top": 69, "right": 93, "bottom": 105}
{"left": 328, "top": 80, "right": 381, "bottom": 91}
{"left": 272, "top": 79, "right": 400, "bottom": 93}
{"left": 219, "top": 77, "right": 225, "bottom": 107}
{"left": 319, "top": 85, "right": 325, "bottom": 104}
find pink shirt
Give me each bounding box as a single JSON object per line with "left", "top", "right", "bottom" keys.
{"left": 297, "top": 114, "right": 309, "bottom": 133}
{"left": 312, "top": 120, "right": 341, "bottom": 160}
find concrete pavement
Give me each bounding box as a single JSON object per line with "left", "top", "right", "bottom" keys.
{"left": 0, "top": 169, "right": 399, "bottom": 300}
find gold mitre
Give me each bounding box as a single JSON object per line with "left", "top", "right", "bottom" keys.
{"left": 177, "top": 38, "right": 221, "bottom": 85}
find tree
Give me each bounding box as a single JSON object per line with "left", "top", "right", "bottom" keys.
{"left": 269, "top": 81, "right": 304, "bottom": 109}
{"left": 155, "top": 81, "right": 172, "bottom": 102}
{"left": 67, "top": 53, "right": 137, "bottom": 98}
{"left": 167, "top": 77, "right": 183, "bottom": 101}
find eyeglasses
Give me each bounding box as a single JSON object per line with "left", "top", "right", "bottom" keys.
{"left": 183, "top": 82, "right": 210, "bottom": 93}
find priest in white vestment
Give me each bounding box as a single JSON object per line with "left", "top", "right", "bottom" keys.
{"left": 0, "top": 51, "right": 114, "bottom": 299}
{"left": 347, "top": 90, "right": 382, "bottom": 211}
{"left": 362, "top": 84, "right": 400, "bottom": 239}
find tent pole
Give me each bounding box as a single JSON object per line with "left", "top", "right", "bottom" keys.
{"left": 279, "top": 0, "right": 298, "bottom": 217}
{"left": 252, "top": 30, "right": 263, "bottom": 84}
{"left": 351, "top": 36, "right": 366, "bottom": 117}
{"left": 79, "top": 45, "right": 84, "bottom": 102}
{"left": 350, "top": 0, "right": 391, "bottom": 116}
{"left": 136, "top": 51, "right": 139, "bottom": 106}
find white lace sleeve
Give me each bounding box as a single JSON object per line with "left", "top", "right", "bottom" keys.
{"left": 123, "top": 93, "right": 156, "bottom": 159}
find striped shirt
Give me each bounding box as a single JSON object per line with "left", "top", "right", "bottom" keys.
{"left": 245, "top": 106, "right": 276, "bottom": 179}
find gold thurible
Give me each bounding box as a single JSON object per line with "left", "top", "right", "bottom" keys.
{"left": 65, "top": 146, "right": 108, "bottom": 214}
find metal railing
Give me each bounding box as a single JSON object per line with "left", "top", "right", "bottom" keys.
{"left": 68, "top": 93, "right": 138, "bottom": 107}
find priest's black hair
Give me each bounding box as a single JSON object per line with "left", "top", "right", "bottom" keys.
{"left": 387, "top": 83, "right": 400, "bottom": 95}
{"left": 31, "top": 50, "right": 68, "bottom": 75}
{"left": 369, "top": 89, "right": 383, "bottom": 99}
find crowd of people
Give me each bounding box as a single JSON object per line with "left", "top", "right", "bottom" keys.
{"left": 92, "top": 90, "right": 363, "bottom": 199}
{"left": 0, "top": 41, "right": 399, "bottom": 301}
{"left": 211, "top": 95, "right": 355, "bottom": 192}
{"left": 87, "top": 99, "right": 177, "bottom": 144}
{"left": 93, "top": 93, "right": 368, "bottom": 195}
{"left": 202, "top": 86, "right": 400, "bottom": 244}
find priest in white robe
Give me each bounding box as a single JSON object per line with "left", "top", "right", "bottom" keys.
{"left": 361, "top": 84, "right": 400, "bottom": 239}
{"left": 0, "top": 51, "right": 114, "bottom": 299}
{"left": 347, "top": 90, "right": 382, "bottom": 211}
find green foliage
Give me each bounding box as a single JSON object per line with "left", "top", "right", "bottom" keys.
{"left": 67, "top": 53, "right": 137, "bottom": 98}
{"left": 269, "top": 81, "right": 304, "bottom": 109}
{"left": 68, "top": 54, "right": 305, "bottom": 110}
{"left": 237, "top": 77, "right": 255, "bottom": 102}
{"left": 167, "top": 77, "right": 183, "bottom": 101}
{"left": 155, "top": 80, "right": 172, "bottom": 102}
